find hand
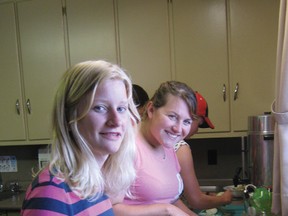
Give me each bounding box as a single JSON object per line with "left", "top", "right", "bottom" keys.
{"left": 220, "top": 190, "right": 233, "bottom": 205}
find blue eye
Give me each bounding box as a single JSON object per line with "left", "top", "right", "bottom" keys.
{"left": 183, "top": 119, "right": 192, "bottom": 126}
{"left": 93, "top": 105, "right": 107, "bottom": 113}
{"left": 117, "top": 106, "right": 127, "bottom": 113}
{"left": 168, "top": 114, "right": 177, "bottom": 121}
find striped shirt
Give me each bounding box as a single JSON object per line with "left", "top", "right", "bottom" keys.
{"left": 21, "top": 167, "right": 114, "bottom": 216}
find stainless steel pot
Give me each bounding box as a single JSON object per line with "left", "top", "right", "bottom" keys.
{"left": 247, "top": 114, "right": 275, "bottom": 187}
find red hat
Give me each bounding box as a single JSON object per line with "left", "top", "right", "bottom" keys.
{"left": 195, "top": 92, "right": 215, "bottom": 129}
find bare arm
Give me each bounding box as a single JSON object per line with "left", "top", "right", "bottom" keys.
{"left": 176, "top": 144, "right": 232, "bottom": 209}
{"left": 113, "top": 202, "right": 190, "bottom": 216}
{"left": 173, "top": 199, "right": 197, "bottom": 216}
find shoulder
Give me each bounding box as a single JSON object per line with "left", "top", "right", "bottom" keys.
{"left": 22, "top": 168, "right": 115, "bottom": 215}
{"left": 174, "top": 140, "right": 189, "bottom": 152}
{"left": 24, "top": 167, "right": 72, "bottom": 201}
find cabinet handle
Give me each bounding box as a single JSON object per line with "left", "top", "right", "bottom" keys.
{"left": 234, "top": 83, "right": 239, "bottom": 100}
{"left": 16, "top": 99, "right": 20, "bottom": 115}
{"left": 222, "top": 84, "right": 226, "bottom": 102}
{"left": 26, "top": 99, "right": 32, "bottom": 114}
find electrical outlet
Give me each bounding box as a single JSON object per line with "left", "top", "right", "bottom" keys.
{"left": 0, "top": 156, "right": 18, "bottom": 172}
{"left": 207, "top": 149, "right": 217, "bottom": 165}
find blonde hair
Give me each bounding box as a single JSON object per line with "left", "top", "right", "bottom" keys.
{"left": 50, "top": 60, "right": 139, "bottom": 200}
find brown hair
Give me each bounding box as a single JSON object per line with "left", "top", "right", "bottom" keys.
{"left": 143, "top": 81, "right": 197, "bottom": 120}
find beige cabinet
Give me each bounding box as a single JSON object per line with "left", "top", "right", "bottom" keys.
{"left": 65, "top": 0, "right": 118, "bottom": 66}
{"left": 173, "top": 0, "right": 230, "bottom": 134}
{"left": 117, "top": 0, "right": 172, "bottom": 97}
{"left": 0, "top": 0, "right": 280, "bottom": 143}
{"left": 228, "top": 0, "right": 279, "bottom": 132}
{"left": 0, "top": 2, "right": 25, "bottom": 142}
{"left": 0, "top": 0, "right": 67, "bottom": 145}
{"left": 172, "top": 0, "right": 279, "bottom": 137}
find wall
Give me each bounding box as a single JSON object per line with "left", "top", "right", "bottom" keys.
{"left": 0, "top": 138, "right": 244, "bottom": 190}
{"left": 0, "top": 145, "right": 42, "bottom": 191}
{"left": 186, "top": 137, "right": 244, "bottom": 186}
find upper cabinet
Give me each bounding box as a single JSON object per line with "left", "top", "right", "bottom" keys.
{"left": 172, "top": 0, "right": 279, "bottom": 137}
{"left": 65, "top": 0, "right": 118, "bottom": 66}
{"left": 0, "top": 0, "right": 67, "bottom": 145}
{"left": 117, "top": 0, "right": 172, "bottom": 97}
{"left": 172, "top": 0, "right": 230, "bottom": 134}
{"left": 0, "top": 2, "right": 25, "bottom": 141}
{"left": 228, "top": 0, "right": 279, "bottom": 132}
{"left": 0, "top": 0, "right": 280, "bottom": 144}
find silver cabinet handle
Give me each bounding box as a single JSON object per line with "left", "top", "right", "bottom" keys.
{"left": 16, "top": 99, "right": 20, "bottom": 115}
{"left": 222, "top": 84, "right": 226, "bottom": 102}
{"left": 26, "top": 99, "right": 32, "bottom": 114}
{"left": 234, "top": 83, "right": 239, "bottom": 100}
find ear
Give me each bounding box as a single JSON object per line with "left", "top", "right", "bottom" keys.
{"left": 146, "top": 101, "right": 154, "bottom": 119}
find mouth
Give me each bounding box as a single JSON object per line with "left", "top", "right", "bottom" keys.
{"left": 165, "top": 131, "right": 180, "bottom": 140}
{"left": 100, "top": 132, "right": 122, "bottom": 140}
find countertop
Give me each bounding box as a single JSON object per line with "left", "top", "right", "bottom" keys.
{"left": 0, "top": 191, "right": 25, "bottom": 211}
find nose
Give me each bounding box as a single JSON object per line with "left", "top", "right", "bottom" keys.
{"left": 107, "top": 109, "right": 121, "bottom": 127}
{"left": 172, "top": 121, "right": 182, "bottom": 133}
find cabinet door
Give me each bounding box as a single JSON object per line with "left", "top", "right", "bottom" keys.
{"left": 0, "top": 3, "right": 26, "bottom": 141}
{"left": 173, "top": 0, "right": 230, "bottom": 133}
{"left": 66, "top": 0, "right": 117, "bottom": 66}
{"left": 17, "top": 0, "right": 67, "bottom": 140}
{"left": 229, "top": 0, "right": 279, "bottom": 131}
{"left": 117, "top": 0, "right": 171, "bottom": 97}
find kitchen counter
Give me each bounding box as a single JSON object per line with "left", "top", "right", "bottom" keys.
{"left": 0, "top": 191, "right": 25, "bottom": 211}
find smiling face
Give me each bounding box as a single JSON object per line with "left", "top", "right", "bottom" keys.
{"left": 77, "top": 79, "right": 130, "bottom": 164}
{"left": 146, "top": 94, "right": 193, "bottom": 148}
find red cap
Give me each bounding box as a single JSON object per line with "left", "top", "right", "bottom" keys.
{"left": 195, "top": 92, "right": 215, "bottom": 129}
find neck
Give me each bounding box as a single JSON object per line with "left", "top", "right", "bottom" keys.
{"left": 139, "top": 121, "right": 166, "bottom": 159}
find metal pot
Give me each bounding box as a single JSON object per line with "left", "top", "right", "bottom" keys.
{"left": 247, "top": 114, "right": 275, "bottom": 187}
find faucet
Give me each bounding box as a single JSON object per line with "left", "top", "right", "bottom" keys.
{"left": 9, "top": 182, "right": 20, "bottom": 193}
{"left": 233, "top": 167, "right": 250, "bottom": 187}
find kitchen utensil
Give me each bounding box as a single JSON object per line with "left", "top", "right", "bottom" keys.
{"left": 223, "top": 185, "right": 245, "bottom": 198}
{"left": 244, "top": 184, "right": 272, "bottom": 215}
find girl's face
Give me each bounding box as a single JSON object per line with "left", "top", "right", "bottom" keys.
{"left": 77, "top": 79, "right": 130, "bottom": 164}
{"left": 187, "top": 120, "right": 199, "bottom": 137}
{"left": 147, "top": 94, "right": 193, "bottom": 148}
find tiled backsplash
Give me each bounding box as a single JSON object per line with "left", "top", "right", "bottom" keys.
{"left": 0, "top": 145, "right": 43, "bottom": 191}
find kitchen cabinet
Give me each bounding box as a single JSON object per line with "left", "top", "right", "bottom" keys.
{"left": 0, "top": 0, "right": 280, "bottom": 143}
{"left": 0, "top": 2, "right": 25, "bottom": 142}
{"left": 65, "top": 0, "right": 118, "bottom": 66}
{"left": 172, "top": 0, "right": 279, "bottom": 137}
{"left": 0, "top": 0, "right": 67, "bottom": 145}
{"left": 172, "top": 0, "right": 230, "bottom": 134}
{"left": 117, "top": 0, "right": 172, "bottom": 97}
{"left": 228, "top": 0, "right": 279, "bottom": 132}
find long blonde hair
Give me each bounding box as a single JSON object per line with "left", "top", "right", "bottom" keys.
{"left": 50, "top": 60, "right": 139, "bottom": 200}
